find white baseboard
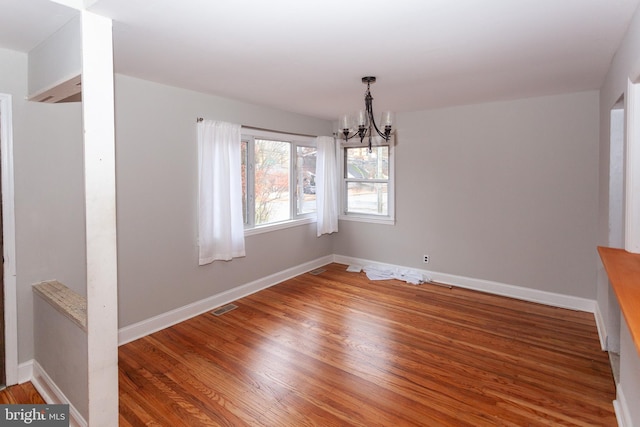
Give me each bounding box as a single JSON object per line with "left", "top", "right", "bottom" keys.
{"left": 120, "top": 254, "right": 598, "bottom": 347}
{"left": 118, "top": 255, "right": 334, "bottom": 345}
{"left": 13, "top": 254, "right": 608, "bottom": 427}
{"left": 594, "top": 303, "right": 608, "bottom": 351}
{"left": 29, "top": 360, "right": 87, "bottom": 427}
{"left": 613, "top": 384, "right": 632, "bottom": 427}
{"left": 333, "top": 255, "right": 597, "bottom": 313}
{"left": 17, "top": 360, "right": 33, "bottom": 385}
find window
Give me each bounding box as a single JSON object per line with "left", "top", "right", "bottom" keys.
{"left": 241, "top": 130, "right": 316, "bottom": 231}
{"left": 341, "top": 142, "right": 394, "bottom": 223}
{"left": 296, "top": 145, "right": 317, "bottom": 215}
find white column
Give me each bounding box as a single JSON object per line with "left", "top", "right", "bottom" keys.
{"left": 81, "top": 10, "right": 119, "bottom": 426}
{"left": 0, "top": 95, "right": 18, "bottom": 386}
{"left": 625, "top": 79, "right": 640, "bottom": 253}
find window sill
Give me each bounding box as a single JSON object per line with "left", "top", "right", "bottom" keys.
{"left": 244, "top": 216, "right": 316, "bottom": 236}
{"left": 339, "top": 214, "right": 395, "bottom": 225}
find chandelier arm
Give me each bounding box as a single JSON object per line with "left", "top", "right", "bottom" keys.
{"left": 369, "top": 115, "right": 388, "bottom": 139}
{"left": 367, "top": 96, "right": 390, "bottom": 141}
{"left": 342, "top": 130, "right": 362, "bottom": 141}
{"left": 368, "top": 105, "right": 389, "bottom": 141}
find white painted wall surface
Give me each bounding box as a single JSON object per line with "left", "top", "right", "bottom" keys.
{"left": 610, "top": 107, "right": 625, "bottom": 249}
{"left": 625, "top": 81, "right": 640, "bottom": 253}
{"left": 598, "top": 4, "right": 640, "bottom": 426}
{"left": 27, "top": 14, "right": 81, "bottom": 99}
{"left": 0, "top": 92, "right": 18, "bottom": 385}
{"left": 617, "top": 319, "right": 640, "bottom": 425}
{"left": 596, "top": 107, "right": 624, "bottom": 352}
{"left": 334, "top": 91, "right": 600, "bottom": 300}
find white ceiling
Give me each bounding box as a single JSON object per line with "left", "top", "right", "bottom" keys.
{"left": 1, "top": 0, "right": 639, "bottom": 119}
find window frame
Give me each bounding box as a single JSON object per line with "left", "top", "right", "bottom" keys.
{"left": 339, "top": 138, "right": 395, "bottom": 225}
{"left": 241, "top": 129, "right": 317, "bottom": 236}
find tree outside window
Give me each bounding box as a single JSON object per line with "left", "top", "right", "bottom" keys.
{"left": 241, "top": 134, "right": 316, "bottom": 229}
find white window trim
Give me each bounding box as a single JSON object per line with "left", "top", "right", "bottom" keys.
{"left": 244, "top": 217, "right": 316, "bottom": 236}
{"left": 338, "top": 138, "right": 395, "bottom": 225}
{"left": 242, "top": 128, "right": 317, "bottom": 234}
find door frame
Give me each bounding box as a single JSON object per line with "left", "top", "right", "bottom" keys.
{"left": 0, "top": 93, "right": 18, "bottom": 386}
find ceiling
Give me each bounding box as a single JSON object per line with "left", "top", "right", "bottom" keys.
{"left": 1, "top": 0, "right": 639, "bottom": 120}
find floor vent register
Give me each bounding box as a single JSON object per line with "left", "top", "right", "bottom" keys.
{"left": 212, "top": 303, "right": 238, "bottom": 316}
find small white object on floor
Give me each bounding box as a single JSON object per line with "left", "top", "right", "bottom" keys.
{"left": 346, "top": 264, "right": 362, "bottom": 273}
{"left": 363, "top": 265, "right": 429, "bottom": 285}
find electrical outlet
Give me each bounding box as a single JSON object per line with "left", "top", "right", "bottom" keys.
{"left": 423, "top": 254, "right": 429, "bottom": 264}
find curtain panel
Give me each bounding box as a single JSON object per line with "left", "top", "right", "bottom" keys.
{"left": 316, "top": 135, "right": 339, "bottom": 236}
{"left": 197, "top": 120, "right": 246, "bottom": 264}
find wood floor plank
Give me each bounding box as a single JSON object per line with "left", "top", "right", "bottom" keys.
{"left": 119, "top": 263, "right": 617, "bottom": 426}
{"left": 0, "top": 382, "right": 45, "bottom": 405}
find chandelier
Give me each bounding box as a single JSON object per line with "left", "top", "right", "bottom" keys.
{"left": 338, "top": 76, "right": 394, "bottom": 152}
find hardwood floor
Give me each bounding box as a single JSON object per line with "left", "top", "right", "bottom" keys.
{"left": 119, "top": 263, "right": 616, "bottom": 426}
{"left": 0, "top": 382, "right": 45, "bottom": 404}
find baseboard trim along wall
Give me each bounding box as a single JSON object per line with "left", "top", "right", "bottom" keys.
{"left": 24, "top": 254, "right": 609, "bottom": 427}
{"left": 30, "top": 360, "right": 87, "bottom": 427}
{"left": 594, "top": 303, "right": 608, "bottom": 351}
{"left": 613, "top": 384, "right": 632, "bottom": 427}
{"left": 333, "top": 255, "right": 597, "bottom": 314}
{"left": 119, "top": 254, "right": 599, "bottom": 347}
{"left": 118, "top": 255, "right": 334, "bottom": 345}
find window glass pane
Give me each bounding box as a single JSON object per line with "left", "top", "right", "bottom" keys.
{"left": 296, "top": 146, "right": 317, "bottom": 215}
{"left": 254, "top": 139, "right": 290, "bottom": 225}
{"left": 345, "top": 146, "right": 388, "bottom": 179}
{"left": 241, "top": 140, "right": 248, "bottom": 224}
{"left": 347, "top": 182, "right": 388, "bottom": 215}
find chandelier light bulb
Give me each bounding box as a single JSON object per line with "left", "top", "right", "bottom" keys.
{"left": 381, "top": 111, "right": 394, "bottom": 128}
{"left": 357, "top": 110, "right": 369, "bottom": 128}
{"left": 339, "top": 114, "right": 351, "bottom": 131}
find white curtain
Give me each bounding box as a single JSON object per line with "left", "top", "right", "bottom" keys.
{"left": 316, "top": 136, "right": 339, "bottom": 236}
{"left": 197, "top": 120, "right": 245, "bottom": 264}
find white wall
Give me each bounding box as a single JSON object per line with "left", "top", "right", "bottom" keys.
{"left": 113, "top": 75, "right": 334, "bottom": 327}
{"left": 27, "top": 14, "right": 81, "bottom": 100}
{"left": 334, "top": 91, "right": 600, "bottom": 300}
{"left": 619, "top": 320, "right": 640, "bottom": 424}
{"left": 598, "top": 4, "right": 640, "bottom": 426}
{"left": 0, "top": 48, "right": 86, "bottom": 363}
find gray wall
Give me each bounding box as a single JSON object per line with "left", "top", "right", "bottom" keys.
{"left": 114, "top": 75, "right": 334, "bottom": 327}
{"left": 33, "top": 294, "right": 87, "bottom": 418}
{"left": 334, "top": 91, "right": 600, "bottom": 299}
{"left": 0, "top": 48, "right": 86, "bottom": 362}
{"left": 0, "top": 50, "right": 333, "bottom": 363}
{"left": 0, "top": 41, "right": 624, "bottom": 402}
